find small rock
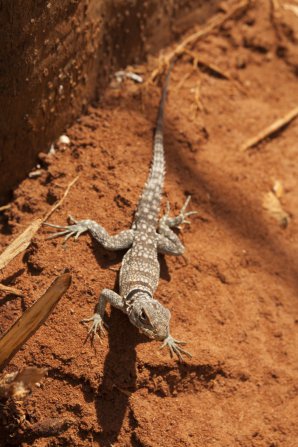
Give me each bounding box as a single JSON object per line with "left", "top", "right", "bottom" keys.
{"left": 48, "top": 144, "right": 56, "bottom": 155}
{"left": 29, "top": 170, "right": 42, "bottom": 178}
{"left": 58, "top": 135, "right": 70, "bottom": 145}
{"left": 236, "top": 56, "right": 246, "bottom": 69}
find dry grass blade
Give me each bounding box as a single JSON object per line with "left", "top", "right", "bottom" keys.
{"left": 283, "top": 3, "right": 298, "bottom": 17}
{"left": 149, "top": 0, "right": 250, "bottom": 82}
{"left": 263, "top": 191, "right": 290, "bottom": 228}
{"left": 0, "top": 204, "right": 11, "bottom": 212}
{"left": 0, "top": 219, "right": 42, "bottom": 271}
{"left": 184, "top": 50, "right": 232, "bottom": 80}
{"left": 271, "top": 0, "right": 281, "bottom": 10}
{"left": 0, "top": 175, "right": 78, "bottom": 275}
{"left": 0, "top": 283, "right": 23, "bottom": 296}
{"left": 194, "top": 80, "right": 204, "bottom": 112}
{"left": 0, "top": 273, "right": 71, "bottom": 369}
{"left": 272, "top": 179, "right": 284, "bottom": 199}
{"left": 241, "top": 106, "right": 298, "bottom": 151}
{"left": 44, "top": 175, "right": 79, "bottom": 221}
{"left": 183, "top": 49, "right": 246, "bottom": 95}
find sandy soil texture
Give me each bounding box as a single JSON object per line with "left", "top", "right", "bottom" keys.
{"left": 0, "top": 1, "right": 297, "bottom": 446}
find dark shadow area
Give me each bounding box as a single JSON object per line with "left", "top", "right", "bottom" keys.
{"left": 0, "top": 270, "right": 26, "bottom": 311}
{"left": 1, "top": 269, "right": 25, "bottom": 285}
{"left": 82, "top": 245, "right": 150, "bottom": 445}
{"left": 90, "top": 238, "right": 125, "bottom": 271}
{"left": 140, "top": 361, "right": 227, "bottom": 396}
{"left": 0, "top": 293, "right": 19, "bottom": 309}
{"left": 159, "top": 254, "right": 171, "bottom": 282}
{"left": 0, "top": 210, "right": 13, "bottom": 236}
{"left": 164, "top": 121, "right": 298, "bottom": 296}
{"left": 94, "top": 307, "right": 147, "bottom": 446}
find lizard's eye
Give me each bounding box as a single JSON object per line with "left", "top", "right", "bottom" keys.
{"left": 139, "top": 309, "right": 151, "bottom": 325}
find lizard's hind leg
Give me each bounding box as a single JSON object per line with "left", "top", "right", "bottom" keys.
{"left": 159, "top": 196, "right": 197, "bottom": 230}
{"left": 157, "top": 196, "right": 196, "bottom": 255}
{"left": 44, "top": 216, "right": 134, "bottom": 250}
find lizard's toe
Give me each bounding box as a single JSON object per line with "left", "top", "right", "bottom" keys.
{"left": 160, "top": 335, "right": 192, "bottom": 362}
{"left": 44, "top": 220, "right": 88, "bottom": 241}
{"left": 81, "top": 313, "right": 107, "bottom": 340}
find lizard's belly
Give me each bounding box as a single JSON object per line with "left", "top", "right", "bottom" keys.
{"left": 119, "top": 247, "right": 160, "bottom": 297}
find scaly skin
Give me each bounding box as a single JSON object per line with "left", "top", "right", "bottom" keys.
{"left": 45, "top": 69, "right": 196, "bottom": 361}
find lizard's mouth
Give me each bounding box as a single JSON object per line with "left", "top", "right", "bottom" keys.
{"left": 138, "top": 325, "right": 169, "bottom": 341}
{"left": 138, "top": 326, "right": 155, "bottom": 339}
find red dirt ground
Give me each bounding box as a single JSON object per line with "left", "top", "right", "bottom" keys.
{"left": 0, "top": 2, "right": 298, "bottom": 446}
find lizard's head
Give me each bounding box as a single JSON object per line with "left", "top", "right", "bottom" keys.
{"left": 127, "top": 292, "right": 171, "bottom": 341}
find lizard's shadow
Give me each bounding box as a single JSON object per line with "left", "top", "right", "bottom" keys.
{"left": 90, "top": 239, "right": 122, "bottom": 270}
{"left": 94, "top": 303, "right": 148, "bottom": 446}
{"left": 87, "top": 266, "right": 149, "bottom": 446}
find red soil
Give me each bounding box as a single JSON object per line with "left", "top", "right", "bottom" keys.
{"left": 0, "top": 2, "right": 297, "bottom": 446}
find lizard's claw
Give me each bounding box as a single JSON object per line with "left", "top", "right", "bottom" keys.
{"left": 160, "top": 334, "right": 192, "bottom": 362}
{"left": 160, "top": 195, "right": 197, "bottom": 230}
{"left": 43, "top": 216, "right": 88, "bottom": 241}
{"left": 178, "top": 195, "right": 197, "bottom": 225}
{"left": 81, "top": 313, "right": 108, "bottom": 342}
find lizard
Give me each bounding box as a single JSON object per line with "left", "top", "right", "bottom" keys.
{"left": 45, "top": 68, "right": 196, "bottom": 361}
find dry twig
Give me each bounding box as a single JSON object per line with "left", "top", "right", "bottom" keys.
{"left": 0, "top": 204, "right": 11, "bottom": 212}
{"left": 283, "top": 3, "right": 298, "bottom": 17}
{"left": 0, "top": 176, "right": 78, "bottom": 293}
{"left": 175, "top": 71, "right": 194, "bottom": 91}
{"left": 148, "top": 0, "right": 250, "bottom": 82}
{"left": 0, "top": 175, "right": 79, "bottom": 271}
{"left": 193, "top": 81, "right": 204, "bottom": 112}
{"left": 0, "top": 273, "right": 71, "bottom": 368}
{"left": 0, "top": 219, "right": 42, "bottom": 271}
{"left": 0, "top": 284, "right": 23, "bottom": 296}
{"left": 240, "top": 106, "right": 298, "bottom": 151}
{"left": 44, "top": 175, "right": 80, "bottom": 221}
{"left": 185, "top": 50, "right": 232, "bottom": 80}
{"left": 182, "top": 49, "right": 246, "bottom": 96}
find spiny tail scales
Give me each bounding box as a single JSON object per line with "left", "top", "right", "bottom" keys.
{"left": 133, "top": 67, "right": 173, "bottom": 229}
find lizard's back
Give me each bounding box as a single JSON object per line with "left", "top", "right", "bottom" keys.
{"left": 119, "top": 70, "right": 171, "bottom": 299}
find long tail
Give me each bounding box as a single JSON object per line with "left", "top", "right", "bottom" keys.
{"left": 133, "top": 64, "right": 174, "bottom": 229}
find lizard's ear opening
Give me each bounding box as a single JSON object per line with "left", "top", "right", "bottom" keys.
{"left": 139, "top": 308, "right": 153, "bottom": 326}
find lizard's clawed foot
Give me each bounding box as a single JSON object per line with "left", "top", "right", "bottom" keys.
{"left": 177, "top": 195, "right": 197, "bottom": 226}
{"left": 160, "top": 196, "right": 197, "bottom": 229}
{"left": 160, "top": 334, "right": 192, "bottom": 362}
{"left": 43, "top": 215, "right": 88, "bottom": 241}
{"left": 81, "top": 313, "right": 108, "bottom": 342}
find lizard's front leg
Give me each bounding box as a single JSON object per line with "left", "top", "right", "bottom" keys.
{"left": 81, "top": 288, "right": 125, "bottom": 339}
{"left": 157, "top": 196, "right": 196, "bottom": 255}
{"left": 44, "top": 216, "right": 134, "bottom": 250}
{"left": 160, "top": 335, "right": 192, "bottom": 362}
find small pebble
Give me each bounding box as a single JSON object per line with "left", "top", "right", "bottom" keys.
{"left": 58, "top": 135, "right": 70, "bottom": 145}
{"left": 114, "top": 70, "right": 143, "bottom": 83}
{"left": 29, "top": 170, "right": 42, "bottom": 178}
{"left": 48, "top": 144, "right": 56, "bottom": 155}
{"left": 236, "top": 56, "right": 246, "bottom": 69}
